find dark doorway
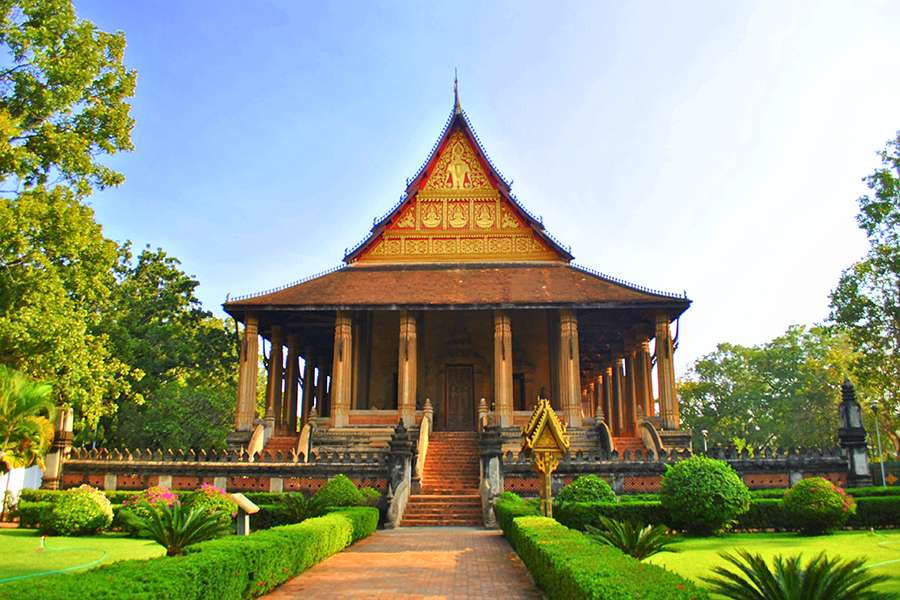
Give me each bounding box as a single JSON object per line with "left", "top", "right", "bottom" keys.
{"left": 444, "top": 364, "right": 474, "bottom": 430}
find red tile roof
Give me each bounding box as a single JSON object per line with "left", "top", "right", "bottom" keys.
{"left": 224, "top": 263, "right": 689, "bottom": 313}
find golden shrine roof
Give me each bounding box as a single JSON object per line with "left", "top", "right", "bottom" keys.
{"left": 522, "top": 398, "right": 569, "bottom": 453}
{"left": 224, "top": 262, "right": 690, "bottom": 312}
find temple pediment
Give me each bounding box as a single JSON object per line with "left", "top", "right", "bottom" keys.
{"left": 346, "top": 112, "right": 572, "bottom": 264}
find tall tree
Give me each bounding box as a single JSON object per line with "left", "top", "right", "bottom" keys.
{"left": 678, "top": 326, "right": 855, "bottom": 449}
{"left": 99, "top": 246, "right": 238, "bottom": 450}
{"left": 0, "top": 0, "right": 137, "bottom": 439}
{"left": 830, "top": 131, "right": 900, "bottom": 429}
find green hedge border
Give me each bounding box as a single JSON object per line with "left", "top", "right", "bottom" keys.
{"left": 495, "top": 497, "right": 707, "bottom": 599}
{"left": 553, "top": 495, "right": 900, "bottom": 532}
{"left": 0, "top": 506, "right": 378, "bottom": 599}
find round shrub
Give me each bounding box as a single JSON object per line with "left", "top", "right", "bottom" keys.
{"left": 313, "top": 474, "right": 364, "bottom": 508}
{"left": 784, "top": 477, "right": 856, "bottom": 535}
{"left": 660, "top": 455, "right": 750, "bottom": 535}
{"left": 557, "top": 475, "right": 616, "bottom": 503}
{"left": 43, "top": 485, "right": 113, "bottom": 536}
{"left": 118, "top": 486, "right": 177, "bottom": 536}
{"left": 188, "top": 483, "right": 236, "bottom": 518}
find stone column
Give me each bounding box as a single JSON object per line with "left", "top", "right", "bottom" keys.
{"left": 613, "top": 358, "right": 626, "bottom": 436}
{"left": 284, "top": 335, "right": 299, "bottom": 433}
{"left": 655, "top": 316, "right": 678, "bottom": 429}
{"left": 331, "top": 311, "right": 353, "bottom": 427}
{"left": 301, "top": 348, "right": 315, "bottom": 424}
{"left": 265, "top": 325, "right": 284, "bottom": 427}
{"left": 493, "top": 310, "right": 514, "bottom": 427}
{"left": 558, "top": 309, "right": 582, "bottom": 427}
{"left": 594, "top": 374, "right": 604, "bottom": 421}
{"left": 603, "top": 366, "right": 614, "bottom": 427}
{"left": 234, "top": 314, "right": 259, "bottom": 432}
{"left": 636, "top": 341, "right": 653, "bottom": 418}
{"left": 397, "top": 310, "right": 417, "bottom": 427}
{"left": 41, "top": 406, "right": 74, "bottom": 490}
{"left": 624, "top": 351, "right": 639, "bottom": 435}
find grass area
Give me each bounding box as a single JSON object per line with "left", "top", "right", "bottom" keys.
{"left": 647, "top": 529, "right": 900, "bottom": 596}
{"left": 0, "top": 529, "right": 164, "bottom": 583}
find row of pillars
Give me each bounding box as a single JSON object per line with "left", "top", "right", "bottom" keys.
{"left": 234, "top": 315, "right": 330, "bottom": 434}
{"left": 234, "top": 309, "right": 679, "bottom": 434}
{"left": 583, "top": 317, "right": 680, "bottom": 435}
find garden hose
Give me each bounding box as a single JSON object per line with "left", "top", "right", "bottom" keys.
{"left": 0, "top": 536, "right": 108, "bottom": 584}
{"left": 863, "top": 529, "right": 900, "bottom": 570}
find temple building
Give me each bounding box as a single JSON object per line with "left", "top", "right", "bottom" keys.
{"left": 223, "top": 87, "right": 692, "bottom": 461}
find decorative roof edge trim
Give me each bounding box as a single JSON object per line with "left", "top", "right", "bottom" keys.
{"left": 227, "top": 264, "right": 348, "bottom": 303}
{"left": 570, "top": 263, "right": 689, "bottom": 301}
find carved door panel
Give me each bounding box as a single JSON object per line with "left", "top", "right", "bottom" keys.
{"left": 444, "top": 364, "right": 474, "bottom": 430}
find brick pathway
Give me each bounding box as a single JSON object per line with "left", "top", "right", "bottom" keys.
{"left": 264, "top": 527, "right": 543, "bottom": 599}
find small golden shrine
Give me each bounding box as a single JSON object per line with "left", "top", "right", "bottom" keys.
{"left": 522, "top": 398, "right": 569, "bottom": 516}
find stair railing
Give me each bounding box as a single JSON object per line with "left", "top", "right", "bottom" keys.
{"left": 295, "top": 418, "right": 313, "bottom": 463}
{"left": 639, "top": 419, "right": 665, "bottom": 459}
{"left": 246, "top": 423, "right": 265, "bottom": 463}
{"left": 413, "top": 398, "right": 433, "bottom": 492}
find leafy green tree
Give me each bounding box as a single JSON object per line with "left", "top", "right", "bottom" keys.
{"left": 830, "top": 131, "right": 899, "bottom": 433}
{"left": 679, "top": 326, "right": 854, "bottom": 449}
{"left": 0, "top": 0, "right": 137, "bottom": 438}
{"left": 0, "top": 0, "right": 136, "bottom": 196}
{"left": 99, "top": 246, "right": 237, "bottom": 450}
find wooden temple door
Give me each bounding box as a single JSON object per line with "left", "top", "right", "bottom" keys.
{"left": 444, "top": 364, "right": 474, "bottom": 430}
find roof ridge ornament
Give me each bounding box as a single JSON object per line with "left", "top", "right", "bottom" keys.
{"left": 453, "top": 69, "right": 461, "bottom": 115}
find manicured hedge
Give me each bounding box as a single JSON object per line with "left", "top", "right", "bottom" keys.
{"left": 14, "top": 501, "right": 51, "bottom": 528}
{"left": 494, "top": 493, "right": 539, "bottom": 535}
{"left": 554, "top": 495, "right": 900, "bottom": 532}
{"left": 0, "top": 507, "right": 378, "bottom": 599}
{"left": 503, "top": 514, "right": 708, "bottom": 599}
{"left": 555, "top": 501, "right": 670, "bottom": 531}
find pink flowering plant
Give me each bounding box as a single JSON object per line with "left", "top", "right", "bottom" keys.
{"left": 119, "top": 486, "right": 178, "bottom": 537}
{"left": 186, "top": 483, "right": 237, "bottom": 524}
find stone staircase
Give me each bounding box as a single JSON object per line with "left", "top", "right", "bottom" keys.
{"left": 613, "top": 436, "right": 647, "bottom": 456}
{"left": 261, "top": 436, "right": 299, "bottom": 457}
{"left": 402, "top": 431, "right": 482, "bottom": 526}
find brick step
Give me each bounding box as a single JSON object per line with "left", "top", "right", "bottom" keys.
{"left": 404, "top": 507, "right": 482, "bottom": 515}
{"left": 401, "top": 519, "right": 482, "bottom": 526}
{"left": 407, "top": 497, "right": 481, "bottom": 504}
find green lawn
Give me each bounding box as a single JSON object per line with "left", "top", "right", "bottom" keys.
{"left": 0, "top": 529, "right": 164, "bottom": 583}
{"left": 647, "top": 529, "right": 900, "bottom": 596}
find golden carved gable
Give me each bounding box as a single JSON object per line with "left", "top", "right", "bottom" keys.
{"left": 352, "top": 128, "right": 568, "bottom": 264}
{"left": 423, "top": 131, "right": 492, "bottom": 192}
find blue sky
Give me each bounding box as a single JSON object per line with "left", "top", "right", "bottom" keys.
{"left": 77, "top": 1, "right": 900, "bottom": 371}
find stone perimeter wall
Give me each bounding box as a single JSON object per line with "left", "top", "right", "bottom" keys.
{"left": 55, "top": 444, "right": 851, "bottom": 495}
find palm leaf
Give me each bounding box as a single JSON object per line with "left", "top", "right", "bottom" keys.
{"left": 585, "top": 515, "right": 679, "bottom": 561}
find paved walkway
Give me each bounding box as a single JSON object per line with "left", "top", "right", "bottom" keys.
{"left": 264, "top": 527, "right": 543, "bottom": 599}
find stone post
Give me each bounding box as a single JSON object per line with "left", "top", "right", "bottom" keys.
{"left": 385, "top": 421, "right": 413, "bottom": 528}
{"left": 233, "top": 314, "right": 259, "bottom": 433}
{"left": 838, "top": 378, "right": 872, "bottom": 487}
{"left": 603, "top": 366, "right": 614, "bottom": 428}
{"left": 264, "top": 325, "right": 284, "bottom": 437}
{"left": 636, "top": 340, "right": 653, "bottom": 418}
{"left": 284, "top": 335, "right": 299, "bottom": 433}
{"left": 301, "top": 348, "right": 315, "bottom": 424}
{"left": 594, "top": 374, "right": 604, "bottom": 421}
{"left": 397, "top": 310, "right": 417, "bottom": 427}
{"left": 655, "top": 316, "right": 678, "bottom": 429}
{"left": 330, "top": 312, "right": 353, "bottom": 427}
{"left": 41, "top": 406, "right": 74, "bottom": 490}
{"left": 493, "top": 311, "right": 514, "bottom": 427}
{"left": 559, "top": 309, "right": 582, "bottom": 427}
{"left": 614, "top": 358, "right": 626, "bottom": 435}
{"left": 625, "top": 351, "right": 638, "bottom": 435}
{"left": 479, "top": 426, "right": 503, "bottom": 528}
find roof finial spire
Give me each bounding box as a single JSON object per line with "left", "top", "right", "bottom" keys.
{"left": 453, "top": 69, "right": 461, "bottom": 115}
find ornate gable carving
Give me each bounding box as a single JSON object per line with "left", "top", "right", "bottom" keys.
{"left": 352, "top": 127, "right": 567, "bottom": 264}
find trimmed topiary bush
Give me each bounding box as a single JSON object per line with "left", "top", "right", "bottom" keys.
{"left": 660, "top": 455, "right": 750, "bottom": 535}
{"left": 783, "top": 477, "right": 856, "bottom": 535}
{"left": 42, "top": 484, "right": 113, "bottom": 535}
{"left": 557, "top": 475, "right": 616, "bottom": 504}
{"left": 312, "top": 474, "right": 364, "bottom": 508}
